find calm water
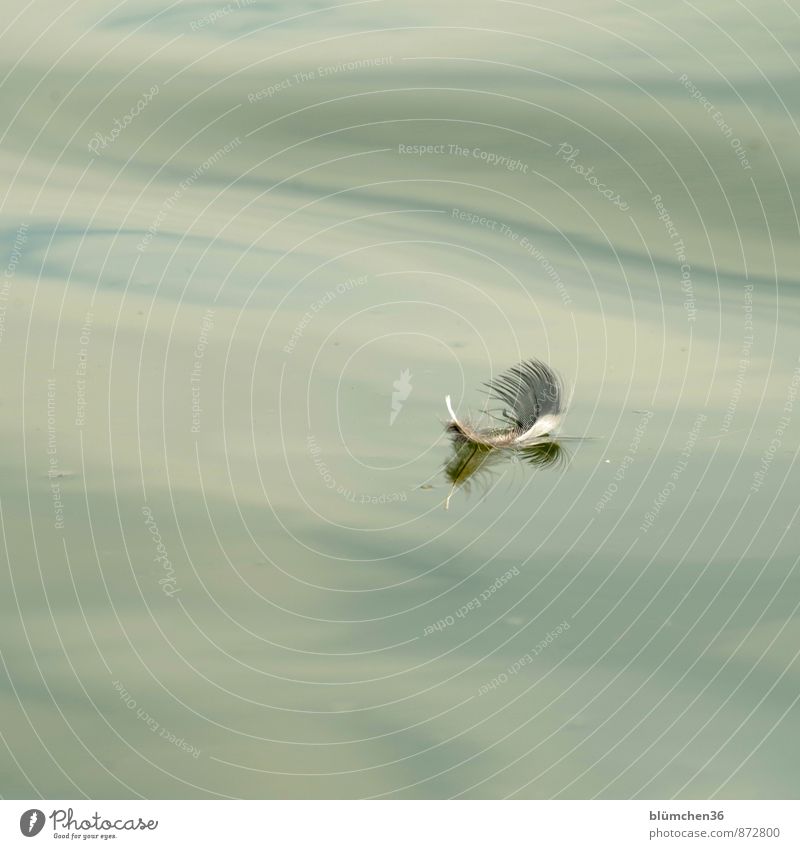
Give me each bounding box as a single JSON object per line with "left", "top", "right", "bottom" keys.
{"left": 1, "top": 0, "right": 799, "bottom": 799}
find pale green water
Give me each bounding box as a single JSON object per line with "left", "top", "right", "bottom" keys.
{"left": 1, "top": 0, "right": 800, "bottom": 799}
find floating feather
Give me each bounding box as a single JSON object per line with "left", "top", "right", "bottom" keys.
{"left": 442, "top": 358, "right": 571, "bottom": 509}
{"left": 445, "top": 358, "right": 564, "bottom": 448}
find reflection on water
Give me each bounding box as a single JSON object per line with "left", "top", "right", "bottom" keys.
{"left": 443, "top": 440, "right": 568, "bottom": 510}
{"left": 1, "top": 0, "right": 799, "bottom": 799}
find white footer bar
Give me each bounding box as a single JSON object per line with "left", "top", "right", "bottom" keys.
{"left": 2, "top": 800, "right": 796, "bottom": 848}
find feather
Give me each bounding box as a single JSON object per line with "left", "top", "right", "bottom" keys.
{"left": 445, "top": 358, "right": 564, "bottom": 447}
{"left": 441, "top": 358, "right": 572, "bottom": 508}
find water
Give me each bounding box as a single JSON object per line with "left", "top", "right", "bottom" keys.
{"left": 1, "top": 0, "right": 799, "bottom": 799}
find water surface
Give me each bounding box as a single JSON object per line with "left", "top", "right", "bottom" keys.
{"left": 1, "top": 0, "right": 799, "bottom": 799}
